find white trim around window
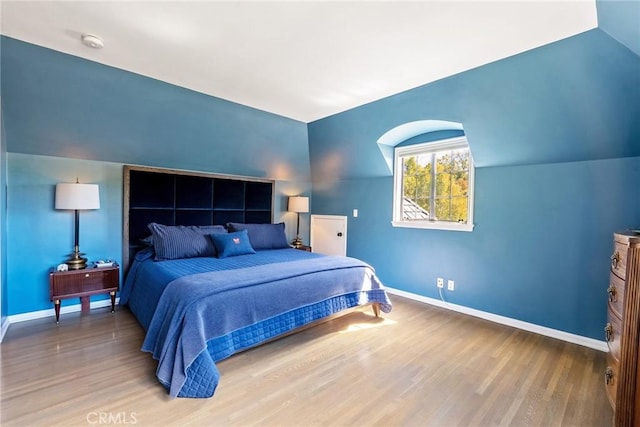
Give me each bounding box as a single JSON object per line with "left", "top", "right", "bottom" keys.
{"left": 392, "top": 136, "right": 475, "bottom": 232}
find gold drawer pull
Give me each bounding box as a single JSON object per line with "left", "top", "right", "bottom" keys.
{"left": 605, "top": 323, "right": 613, "bottom": 342}
{"left": 611, "top": 251, "right": 621, "bottom": 269}
{"left": 607, "top": 285, "right": 617, "bottom": 302}
{"left": 605, "top": 367, "right": 614, "bottom": 385}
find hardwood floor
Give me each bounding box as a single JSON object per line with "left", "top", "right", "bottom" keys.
{"left": 1, "top": 296, "right": 612, "bottom": 426}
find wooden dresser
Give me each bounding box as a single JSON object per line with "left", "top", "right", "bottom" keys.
{"left": 605, "top": 230, "right": 640, "bottom": 426}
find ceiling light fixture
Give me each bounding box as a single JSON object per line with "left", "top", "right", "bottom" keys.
{"left": 81, "top": 33, "right": 104, "bottom": 49}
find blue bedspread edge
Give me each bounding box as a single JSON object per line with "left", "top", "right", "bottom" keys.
{"left": 124, "top": 249, "right": 393, "bottom": 399}
{"left": 175, "top": 289, "right": 390, "bottom": 398}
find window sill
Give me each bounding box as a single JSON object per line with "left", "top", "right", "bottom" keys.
{"left": 391, "top": 220, "right": 474, "bottom": 232}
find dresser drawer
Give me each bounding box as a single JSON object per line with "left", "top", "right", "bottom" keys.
{"left": 610, "top": 240, "right": 629, "bottom": 280}
{"left": 605, "top": 351, "right": 619, "bottom": 410}
{"left": 607, "top": 272, "right": 626, "bottom": 319}
{"left": 606, "top": 307, "right": 622, "bottom": 360}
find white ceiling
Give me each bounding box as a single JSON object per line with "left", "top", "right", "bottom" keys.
{"left": 0, "top": 1, "right": 598, "bottom": 123}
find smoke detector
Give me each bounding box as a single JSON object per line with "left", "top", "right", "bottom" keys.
{"left": 81, "top": 34, "right": 104, "bottom": 49}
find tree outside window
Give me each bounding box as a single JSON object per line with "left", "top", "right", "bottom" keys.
{"left": 393, "top": 137, "right": 474, "bottom": 232}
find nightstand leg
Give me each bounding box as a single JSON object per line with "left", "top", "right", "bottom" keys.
{"left": 80, "top": 296, "right": 90, "bottom": 313}
{"left": 110, "top": 291, "right": 116, "bottom": 313}
{"left": 54, "top": 300, "right": 61, "bottom": 323}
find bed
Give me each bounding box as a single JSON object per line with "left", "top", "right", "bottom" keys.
{"left": 121, "top": 166, "right": 392, "bottom": 398}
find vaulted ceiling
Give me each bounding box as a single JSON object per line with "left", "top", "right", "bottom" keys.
{"left": 0, "top": 1, "right": 609, "bottom": 123}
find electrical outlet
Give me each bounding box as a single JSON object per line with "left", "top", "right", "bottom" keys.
{"left": 448, "top": 280, "right": 455, "bottom": 291}
{"left": 437, "top": 277, "right": 444, "bottom": 288}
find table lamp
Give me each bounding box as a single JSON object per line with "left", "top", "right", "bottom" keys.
{"left": 55, "top": 181, "right": 100, "bottom": 270}
{"left": 288, "top": 196, "right": 309, "bottom": 248}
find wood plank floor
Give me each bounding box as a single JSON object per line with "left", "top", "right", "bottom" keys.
{"left": 1, "top": 296, "right": 612, "bottom": 426}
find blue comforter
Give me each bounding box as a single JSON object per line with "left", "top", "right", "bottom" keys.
{"left": 121, "top": 248, "right": 392, "bottom": 398}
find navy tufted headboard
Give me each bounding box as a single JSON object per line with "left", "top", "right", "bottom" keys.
{"left": 122, "top": 165, "right": 274, "bottom": 273}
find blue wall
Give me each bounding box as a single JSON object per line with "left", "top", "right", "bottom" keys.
{"left": 312, "top": 158, "right": 640, "bottom": 339}
{"left": 1, "top": 37, "right": 311, "bottom": 183}
{"left": 1, "top": 102, "right": 7, "bottom": 325}
{"left": 6, "top": 153, "right": 308, "bottom": 316}
{"left": 308, "top": 29, "right": 640, "bottom": 340}
{"left": 1, "top": 37, "right": 312, "bottom": 316}
{"left": 309, "top": 29, "right": 640, "bottom": 182}
{"left": 597, "top": 0, "right": 640, "bottom": 56}
{"left": 7, "top": 154, "right": 122, "bottom": 314}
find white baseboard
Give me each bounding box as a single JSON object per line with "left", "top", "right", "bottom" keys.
{"left": 3, "top": 298, "right": 120, "bottom": 329}
{"left": 0, "top": 316, "right": 9, "bottom": 343}
{"left": 385, "top": 287, "right": 608, "bottom": 353}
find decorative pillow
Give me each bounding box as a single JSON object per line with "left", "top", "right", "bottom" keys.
{"left": 194, "top": 225, "right": 228, "bottom": 235}
{"left": 147, "top": 223, "right": 227, "bottom": 260}
{"left": 211, "top": 230, "right": 256, "bottom": 258}
{"left": 226, "top": 222, "right": 289, "bottom": 250}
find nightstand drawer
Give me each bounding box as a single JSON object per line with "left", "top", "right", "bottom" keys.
{"left": 49, "top": 266, "right": 119, "bottom": 322}
{"left": 51, "top": 268, "right": 118, "bottom": 298}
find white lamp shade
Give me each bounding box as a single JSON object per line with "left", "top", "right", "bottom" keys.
{"left": 288, "top": 196, "right": 309, "bottom": 213}
{"left": 55, "top": 183, "right": 100, "bottom": 210}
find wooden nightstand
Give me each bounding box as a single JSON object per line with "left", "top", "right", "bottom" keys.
{"left": 295, "top": 245, "right": 312, "bottom": 252}
{"left": 49, "top": 265, "right": 119, "bottom": 323}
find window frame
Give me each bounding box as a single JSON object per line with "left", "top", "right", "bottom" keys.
{"left": 392, "top": 136, "right": 475, "bottom": 232}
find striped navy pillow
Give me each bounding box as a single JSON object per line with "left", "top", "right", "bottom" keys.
{"left": 148, "top": 223, "right": 227, "bottom": 260}
{"left": 226, "top": 222, "right": 289, "bottom": 250}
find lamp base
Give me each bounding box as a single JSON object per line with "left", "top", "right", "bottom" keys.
{"left": 66, "top": 250, "right": 88, "bottom": 270}
{"left": 291, "top": 236, "right": 303, "bottom": 248}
